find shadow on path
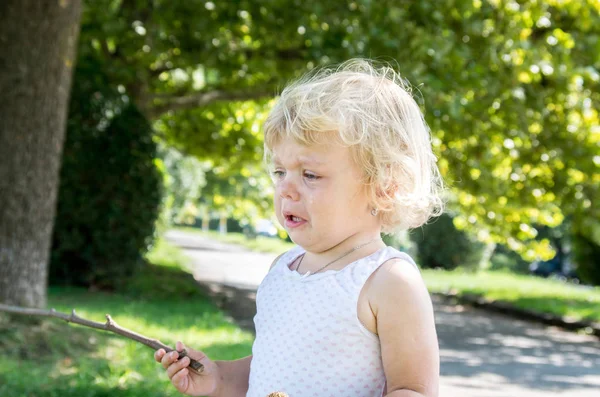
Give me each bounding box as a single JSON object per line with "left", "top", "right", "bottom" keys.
{"left": 195, "top": 281, "right": 258, "bottom": 333}
{"left": 435, "top": 297, "right": 600, "bottom": 395}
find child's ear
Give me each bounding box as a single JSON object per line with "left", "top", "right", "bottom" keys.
{"left": 376, "top": 181, "right": 399, "bottom": 198}
{"left": 374, "top": 165, "right": 399, "bottom": 198}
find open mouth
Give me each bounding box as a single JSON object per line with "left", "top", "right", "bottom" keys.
{"left": 284, "top": 214, "right": 306, "bottom": 228}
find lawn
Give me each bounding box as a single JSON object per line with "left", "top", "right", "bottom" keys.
{"left": 422, "top": 268, "right": 600, "bottom": 324}
{"left": 0, "top": 238, "right": 254, "bottom": 397}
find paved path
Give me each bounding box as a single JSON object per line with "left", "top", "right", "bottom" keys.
{"left": 166, "top": 230, "right": 600, "bottom": 397}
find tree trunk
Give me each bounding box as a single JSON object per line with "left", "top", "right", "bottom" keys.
{"left": 0, "top": 0, "right": 82, "bottom": 308}
{"left": 201, "top": 207, "right": 210, "bottom": 232}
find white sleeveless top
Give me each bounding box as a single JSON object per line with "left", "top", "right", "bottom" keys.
{"left": 246, "top": 245, "right": 418, "bottom": 397}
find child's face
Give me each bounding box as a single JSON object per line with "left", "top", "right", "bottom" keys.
{"left": 271, "top": 137, "right": 379, "bottom": 252}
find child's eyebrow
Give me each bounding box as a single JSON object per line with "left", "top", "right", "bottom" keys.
{"left": 272, "top": 156, "right": 326, "bottom": 166}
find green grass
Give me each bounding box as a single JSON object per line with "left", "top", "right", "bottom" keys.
{"left": 422, "top": 268, "right": 600, "bottom": 323}
{"left": 0, "top": 238, "right": 253, "bottom": 397}
{"left": 173, "top": 225, "right": 295, "bottom": 254}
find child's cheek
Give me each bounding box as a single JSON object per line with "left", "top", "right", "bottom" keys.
{"left": 273, "top": 195, "right": 284, "bottom": 224}
{"left": 304, "top": 189, "right": 318, "bottom": 208}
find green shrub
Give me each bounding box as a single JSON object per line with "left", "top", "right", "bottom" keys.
{"left": 410, "top": 213, "right": 487, "bottom": 270}
{"left": 382, "top": 230, "right": 418, "bottom": 259}
{"left": 489, "top": 244, "right": 530, "bottom": 274}
{"left": 572, "top": 233, "right": 600, "bottom": 285}
{"left": 49, "top": 57, "right": 162, "bottom": 289}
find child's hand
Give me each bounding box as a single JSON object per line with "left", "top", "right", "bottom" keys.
{"left": 155, "top": 341, "right": 221, "bottom": 397}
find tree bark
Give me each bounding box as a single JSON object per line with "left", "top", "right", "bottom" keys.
{"left": 0, "top": 0, "right": 82, "bottom": 308}
{"left": 219, "top": 214, "right": 227, "bottom": 235}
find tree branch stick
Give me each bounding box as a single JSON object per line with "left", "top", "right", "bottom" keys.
{"left": 0, "top": 303, "right": 204, "bottom": 373}
{"left": 145, "top": 88, "right": 273, "bottom": 119}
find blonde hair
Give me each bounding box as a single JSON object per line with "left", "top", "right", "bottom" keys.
{"left": 263, "top": 59, "right": 445, "bottom": 233}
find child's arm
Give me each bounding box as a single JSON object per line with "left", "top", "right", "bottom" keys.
{"left": 212, "top": 355, "right": 253, "bottom": 396}
{"left": 371, "top": 259, "right": 440, "bottom": 397}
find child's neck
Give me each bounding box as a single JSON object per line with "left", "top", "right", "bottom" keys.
{"left": 295, "top": 235, "right": 386, "bottom": 274}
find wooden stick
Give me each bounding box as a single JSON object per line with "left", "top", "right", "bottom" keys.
{"left": 0, "top": 303, "right": 204, "bottom": 373}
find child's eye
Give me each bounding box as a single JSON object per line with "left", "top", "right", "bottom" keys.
{"left": 270, "top": 170, "right": 285, "bottom": 180}
{"left": 304, "top": 172, "right": 320, "bottom": 181}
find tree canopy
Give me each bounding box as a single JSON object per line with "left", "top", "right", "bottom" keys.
{"left": 79, "top": 0, "right": 599, "bottom": 259}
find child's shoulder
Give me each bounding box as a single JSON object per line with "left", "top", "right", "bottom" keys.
{"left": 376, "top": 253, "right": 424, "bottom": 285}
{"left": 367, "top": 253, "right": 429, "bottom": 314}
{"left": 378, "top": 252, "right": 422, "bottom": 280}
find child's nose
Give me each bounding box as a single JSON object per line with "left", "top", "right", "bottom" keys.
{"left": 279, "top": 176, "right": 300, "bottom": 201}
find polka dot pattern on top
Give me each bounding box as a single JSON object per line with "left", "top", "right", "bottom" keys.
{"left": 246, "top": 245, "right": 419, "bottom": 397}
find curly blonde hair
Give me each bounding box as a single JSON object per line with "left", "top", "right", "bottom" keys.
{"left": 263, "top": 59, "right": 445, "bottom": 233}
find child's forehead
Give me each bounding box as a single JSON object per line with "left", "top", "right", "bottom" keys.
{"left": 271, "top": 139, "right": 351, "bottom": 166}
{"left": 271, "top": 153, "right": 325, "bottom": 166}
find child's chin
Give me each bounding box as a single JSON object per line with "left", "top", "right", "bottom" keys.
{"left": 285, "top": 230, "right": 304, "bottom": 245}
{"left": 288, "top": 233, "right": 317, "bottom": 250}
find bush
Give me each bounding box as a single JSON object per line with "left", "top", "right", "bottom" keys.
{"left": 382, "top": 230, "right": 417, "bottom": 259}
{"left": 49, "top": 57, "right": 162, "bottom": 289}
{"left": 409, "top": 213, "right": 487, "bottom": 270}
{"left": 572, "top": 233, "right": 600, "bottom": 286}
{"left": 489, "top": 244, "right": 530, "bottom": 274}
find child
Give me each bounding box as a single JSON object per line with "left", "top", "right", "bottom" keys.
{"left": 155, "top": 59, "right": 444, "bottom": 397}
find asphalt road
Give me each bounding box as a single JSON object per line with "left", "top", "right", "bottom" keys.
{"left": 165, "top": 229, "right": 600, "bottom": 397}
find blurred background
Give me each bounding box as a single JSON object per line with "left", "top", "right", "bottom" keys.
{"left": 0, "top": 0, "right": 598, "bottom": 396}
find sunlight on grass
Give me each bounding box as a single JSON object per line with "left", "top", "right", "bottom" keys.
{"left": 422, "top": 269, "right": 600, "bottom": 322}
{"left": 0, "top": 237, "right": 253, "bottom": 397}
{"left": 145, "top": 236, "right": 194, "bottom": 269}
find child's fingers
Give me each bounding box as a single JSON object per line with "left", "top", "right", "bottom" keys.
{"left": 176, "top": 341, "right": 208, "bottom": 362}
{"left": 172, "top": 367, "right": 189, "bottom": 391}
{"left": 154, "top": 349, "right": 165, "bottom": 363}
{"left": 167, "top": 356, "right": 190, "bottom": 379}
{"left": 161, "top": 350, "right": 179, "bottom": 369}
